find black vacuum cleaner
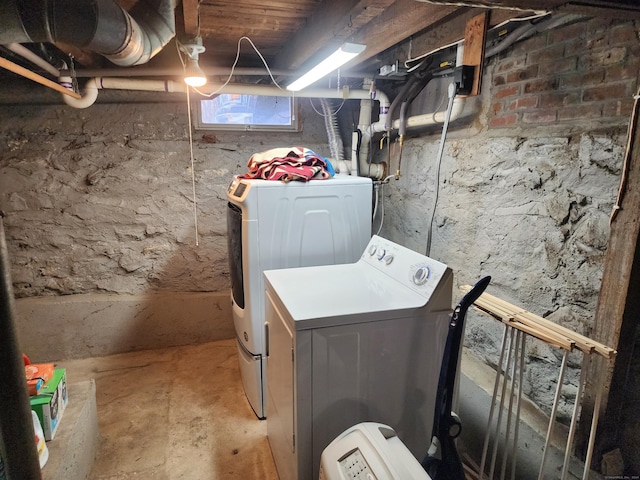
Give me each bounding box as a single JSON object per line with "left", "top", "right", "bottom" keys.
{"left": 422, "top": 275, "right": 491, "bottom": 480}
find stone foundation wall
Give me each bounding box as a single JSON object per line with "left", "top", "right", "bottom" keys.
{"left": 0, "top": 101, "right": 328, "bottom": 298}
{"left": 379, "top": 17, "right": 638, "bottom": 428}
{"left": 0, "top": 100, "right": 330, "bottom": 358}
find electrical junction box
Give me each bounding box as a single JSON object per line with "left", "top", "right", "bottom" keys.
{"left": 30, "top": 368, "right": 68, "bottom": 440}
{"left": 379, "top": 61, "right": 407, "bottom": 77}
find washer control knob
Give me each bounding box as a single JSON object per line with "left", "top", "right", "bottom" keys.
{"left": 368, "top": 245, "right": 377, "bottom": 256}
{"left": 413, "top": 266, "right": 430, "bottom": 285}
{"left": 384, "top": 254, "right": 394, "bottom": 265}
{"left": 377, "top": 249, "right": 386, "bottom": 261}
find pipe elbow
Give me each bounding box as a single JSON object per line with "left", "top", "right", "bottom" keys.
{"left": 60, "top": 77, "right": 100, "bottom": 109}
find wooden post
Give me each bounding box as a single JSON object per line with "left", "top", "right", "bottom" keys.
{"left": 0, "top": 214, "right": 43, "bottom": 480}
{"left": 576, "top": 96, "right": 640, "bottom": 468}
{"left": 462, "top": 11, "right": 489, "bottom": 96}
{"left": 182, "top": 0, "right": 201, "bottom": 37}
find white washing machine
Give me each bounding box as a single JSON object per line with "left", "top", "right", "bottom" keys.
{"left": 226, "top": 174, "right": 372, "bottom": 419}
{"left": 264, "top": 235, "right": 453, "bottom": 480}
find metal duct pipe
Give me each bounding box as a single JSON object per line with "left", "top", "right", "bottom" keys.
{"left": 320, "top": 99, "right": 348, "bottom": 174}
{"left": 0, "top": 0, "right": 175, "bottom": 66}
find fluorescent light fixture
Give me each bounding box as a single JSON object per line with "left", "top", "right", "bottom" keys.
{"left": 184, "top": 57, "right": 207, "bottom": 87}
{"left": 286, "top": 43, "right": 366, "bottom": 92}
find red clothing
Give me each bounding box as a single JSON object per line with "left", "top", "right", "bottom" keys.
{"left": 239, "top": 147, "right": 333, "bottom": 182}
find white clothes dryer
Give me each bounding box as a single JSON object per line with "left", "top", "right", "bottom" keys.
{"left": 226, "top": 174, "right": 372, "bottom": 419}
{"left": 264, "top": 235, "right": 453, "bottom": 480}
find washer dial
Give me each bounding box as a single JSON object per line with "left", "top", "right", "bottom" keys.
{"left": 412, "top": 265, "right": 431, "bottom": 286}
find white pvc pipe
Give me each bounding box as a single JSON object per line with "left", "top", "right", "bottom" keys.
{"left": 70, "top": 67, "right": 295, "bottom": 78}
{"left": 59, "top": 76, "right": 390, "bottom": 107}
{"left": 391, "top": 97, "right": 466, "bottom": 130}
{"left": 60, "top": 77, "right": 99, "bottom": 109}
{"left": 7, "top": 43, "right": 60, "bottom": 77}
{"left": 57, "top": 76, "right": 397, "bottom": 181}
{"left": 357, "top": 95, "right": 467, "bottom": 180}
{"left": 58, "top": 76, "right": 466, "bottom": 182}
{"left": 357, "top": 91, "right": 391, "bottom": 179}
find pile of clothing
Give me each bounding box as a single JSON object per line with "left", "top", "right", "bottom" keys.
{"left": 239, "top": 147, "right": 335, "bottom": 182}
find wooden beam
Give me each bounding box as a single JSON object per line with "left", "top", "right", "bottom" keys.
{"left": 347, "top": 0, "right": 459, "bottom": 66}
{"left": 365, "top": 8, "right": 520, "bottom": 75}
{"left": 182, "top": 0, "right": 201, "bottom": 37}
{"left": 418, "top": 0, "right": 640, "bottom": 17}
{"left": 461, "top": 11, "right": 488, "bottom": 96}
{"left": 272, "top": 0, "right": 395, "bottom": 71}
{"left": 576, "top": 98, "right": 640, "bottom": 466}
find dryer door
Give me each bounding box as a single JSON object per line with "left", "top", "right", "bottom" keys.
{"left": 227, "top": 202, "right": 245, "bottom": 309}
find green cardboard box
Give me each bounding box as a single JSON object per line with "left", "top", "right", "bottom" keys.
{"left": 30, "top": 368, "right": 68, "bottom": 440}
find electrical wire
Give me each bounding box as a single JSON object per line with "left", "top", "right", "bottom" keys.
{"left": 425, "top": 82, "right": 456, "bottom": 257}
{"left": 376, "top": 182, "right": 386, "bottom": 235}
{"left": 373, "top": 175, "right": 395, "bottom": 235}
{"left": 414, "top": 0, "right": 548, "bottom": 14}
{"left": 185, "top": 85, "right": 199, "bottom": 246}
{"left": 309, "top": 97, "right": 347, "bottom": 117}
{"left": 177, "top": 36, "right": 287, "bottom": 98}
{"left": 404, "top": 11, "right": 550, "bottom": 70}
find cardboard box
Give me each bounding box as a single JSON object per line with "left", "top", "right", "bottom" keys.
{"left": 30, "top": 369, "right": 68, "bottom": 440}
{"left": 25, "top": 363, "right": 55, "bottom": 396}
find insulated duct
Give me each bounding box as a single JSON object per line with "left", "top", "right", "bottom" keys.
{"left": 320, "top": 99, "right": 349, "bottom": 174}
{"left": 0, "top": 0, "right": 175, "bottom": 66}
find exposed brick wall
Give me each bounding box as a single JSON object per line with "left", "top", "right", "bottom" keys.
{"left": 489, "top": 18, "right": 640, "bottom": 128}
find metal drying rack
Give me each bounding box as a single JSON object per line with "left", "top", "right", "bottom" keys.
{"left": 459, "top": 285, "right": 616, "bottom": 480}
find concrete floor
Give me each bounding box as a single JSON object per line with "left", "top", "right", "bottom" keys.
{"left": 56, "top": 339, "right": 599, "bottom": 480}
{"left": 59, "top": 340, "right": 278, "bottom": 480}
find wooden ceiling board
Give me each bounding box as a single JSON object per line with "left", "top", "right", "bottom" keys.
{"left": 418, "top": 0, "right": 640, "bottom": 16}
{"left": 2, "top": 0, "right": 637, "bottom": 88}
{"left": 272, "top": 0, "right": 397, "bottom": 70}
{"left": 346, "top": 0, "right": 462, "bottom": 66}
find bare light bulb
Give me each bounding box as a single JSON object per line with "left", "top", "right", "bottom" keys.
{"left": 184, "top": 57, "right": 207, "bottom": 87}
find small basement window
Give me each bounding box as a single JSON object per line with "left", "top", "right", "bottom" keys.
{"left": 194, "top": 94, "right": 300, "bottom": 132}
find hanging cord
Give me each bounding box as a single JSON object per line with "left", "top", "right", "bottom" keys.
{"left": 186, "top": 86, "right": 199, "bottom": 246}
{"left": 425, "top": 81, "right": 457, "bottom": 256}
{"left": 309, "top": 97, "right": 346, "bottom": 116}
{"left": 376, "top": 181, "right": 386, "bottom": 235}
{"left": 373, "top": 175, "right": 395, "bottom": 235}
{"left": 610, "top": 86, "right": 640, "bottom": 224}
{"left": 174, "top": 35, "right": 291, "bottom": 246}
